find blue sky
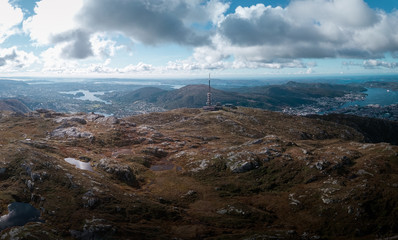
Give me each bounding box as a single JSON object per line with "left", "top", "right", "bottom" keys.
{"left": 0, "top": 0, "right": 397, "bottom": 78}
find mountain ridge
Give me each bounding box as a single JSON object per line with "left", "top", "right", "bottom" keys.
{"left": 0, "top": 99, "right": 31, "bottom": 113}
{"left": 109, "top": 81, "right": 366, "bottom": 111}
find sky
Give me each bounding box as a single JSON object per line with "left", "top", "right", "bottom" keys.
{"left": 0, "top": 0, "right": 398, "bottom": 79}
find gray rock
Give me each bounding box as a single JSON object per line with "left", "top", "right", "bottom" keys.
{"left": 94, "top": 116, "right": 119, "bottom": 125}
{"left": 31, "top": 172, "right": 41, "bottom": 182}
{"left": 97, "top": 158, "right": 138, "bottom": 187}
{"left": 85, "top": 113, "right": 104, "bottom": 122}
{"left": 51, "top": 127, "right": 93, "bottom": 139}
{"left": 82, "top": 190, "right": 99, "bottom": 208}
{"left": 70, "top": 218, "right": 115, "bottom": 240}
{"left": 244, "top": 138, "right": 263, "bottom": 145}
{"left": 69, "top": 117, "right": 87, "bottom": 125}
{"left": 189, "top": 159, "right": 209, "bottom": 172}
{"left": 356, "top": 169, "right": 374, "bottom": 177}
{"left": 21, "top": 140, "right": 56, "bottom": 150}
{"left": 216, "top": 205, "right": 247, "bottom": 216}
{"left": 227, "top": 151, "right": 259, "bottom": 173}
{"left": 142, "top": 147, "right": 168, "bottom": 158}
{"left": 26, "top": 179, "right": 34, "bottom": 191}
{"left": 314, "top": 160, "right": 330, "bottom": 170}
{"left": 55, "top": 116, "right": 87, "bottom": 125}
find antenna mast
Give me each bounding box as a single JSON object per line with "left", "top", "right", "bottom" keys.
{"left": 206, "top": 73, "right": 212, "bottom": 106}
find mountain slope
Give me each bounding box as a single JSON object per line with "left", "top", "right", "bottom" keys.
{"left": 0, "top": 99, "right": 31, "bottom": 113}
{"left": 308, "top": 113, "right": 398, "bottom": 145}
{"left": 0, "top": 108, "right": 397, "bottom": 239}
{"left": 112, "top": 87, "right": 168, "bottom": 103}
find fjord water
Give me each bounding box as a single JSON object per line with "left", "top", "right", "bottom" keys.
{"left": 342, "top": 88, "right": 398, "bottom": 108}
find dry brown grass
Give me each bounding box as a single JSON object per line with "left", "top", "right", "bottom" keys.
{"left": 0, "top": 108, "right": 396, "bottom": 239}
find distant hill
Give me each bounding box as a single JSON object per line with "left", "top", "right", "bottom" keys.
{"left": 308, "top": 113, "right": 398, "bottom": 145}
{"left": 0, "top": 80, "right": 29, "bottom": 89}
{"left": 111, "top": 81, "right": 366, "bottom": 111}
{"left": 112, "top": 87, "right": 168, "bottom": 103}
{"left": 0, "top": 99, "right": 30, "bottom": 113}
{"left": 158, "top": 85, "right": 252, "bottom": 109}
{"left": 361, "top": 81, "right": 398, "bottom": 91}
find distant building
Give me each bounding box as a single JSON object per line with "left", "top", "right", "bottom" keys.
{"left": 224, "top": 103, "right": 237, "bottom": 109}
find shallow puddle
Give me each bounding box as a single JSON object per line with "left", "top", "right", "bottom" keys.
{"left": 150, "top": 164, "right": 175, "bottom": 171}
{"left": 65, "top": 158, "right": 94, "bottom": 172}
{"left": 150, "top": 161, "right": 183, "bottom": 172}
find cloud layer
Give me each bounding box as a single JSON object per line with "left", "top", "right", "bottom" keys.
{"left": 79, "top": 0, "right": 218, "bottom": 46}
{"left": 0, "top": 0, "right": 23, "bottom": 43}
{"left": 0, "top": 47, "right": 38, "bottom": 72}
{"left": 1, "top": 0, "right": 398, "bottom": 76}
{"left": 21, "top": 0, "right": 398, "bottom": 61}
{"left": 216, "top": 0, "right": 398, "bottom": 62}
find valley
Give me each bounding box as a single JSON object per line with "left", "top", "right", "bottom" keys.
{"left": 1, "top": 77, "right": 397, "bottom": 120}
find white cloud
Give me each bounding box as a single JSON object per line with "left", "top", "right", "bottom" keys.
{"left": 121, "top": 63, "right": 154, "bottom": 73}
{"left": 90, "top": 33, "right": 119, "bottom": 58}
{"left": 287, "top": 0, "right": 379, "bottom": 28}
{"left": 0, "top": 0, "right": 23, "bottom": 43}
{"left": 217, "top": 0, "right": 398, "bottom": 62}
{"left": 40, "top": 44, "right": 80, "bottom": 73}
{"left": 87, "top": 61, "right": 155, "bottom": 74}
{"left": 363, "top": 59, "right": 398, "bottom": 69}
{"left": 12, "top": 0, "right": 398, "bottom": 76}
{"left": 22, "top": 0, "right": 229, "bottom": 62}
{"left": 23, "top": 0, "right": 84, "bottom": 45}
{"left": 78, "top": 0, "right": 226, "bottom": 46}
{"left": 0, "top": 47, "right": 39, "bottom": 72}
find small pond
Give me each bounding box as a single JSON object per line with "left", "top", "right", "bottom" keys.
{"left": 65, "top": 158, "right": 94, "bottom": 172}
{"left": 0, "top": 202, "right": 42, "bottom": 231}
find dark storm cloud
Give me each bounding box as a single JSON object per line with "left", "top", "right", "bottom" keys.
{"left": 0, "top": 51, "right": 17, "bottom": 66}
{"left": 52, "top": 30, "right": 93, "bottom": 59}
{"left": 79, "top": 0, "right": 210, "bottom": 46}
{"left": 219, "top": 8, "right": 328, "bottom": 47}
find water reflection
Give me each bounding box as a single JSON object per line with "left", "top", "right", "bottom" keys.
{"left": 0, "top": 202, "right": 42, "bottom": 231}
{"left": 341, "top": 88, "right": 398, "bottom": 108}
{"left": 65, "top": 158, "right": 94, "bottom": 172}
{"left": 60, "top": 90, "right": 111, "bottom": 104}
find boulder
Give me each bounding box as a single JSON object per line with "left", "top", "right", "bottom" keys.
{"left": 94, "top": 116, "right": 119, "bottom": 125}
{"left": 51, "top": 127, "right": 93, "bottom": 139}
{"left": 227, "top": 151, "right": 259, "bottom": 173}
{"left": 82, "top": 190, "right": 99, "bottom": 208}
{"left": 97, "top": 158, "right": 138, "bottom": 187}
{"left": 142, "top": 147, "right": 168, "bottom": 158}
{"left": 86, "top": 113, "right": 104, "bottom": 122}
{"left": 55, "top": 116, "right": 87, "bottom": 125}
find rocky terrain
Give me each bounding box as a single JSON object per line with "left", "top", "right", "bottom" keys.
{"left": 0, "top": 107, "right": 397, "bottom": 239}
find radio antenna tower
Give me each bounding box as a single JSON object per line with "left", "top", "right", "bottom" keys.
{"left": 206, "top": 73, "right": 212, "bottom": 106}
